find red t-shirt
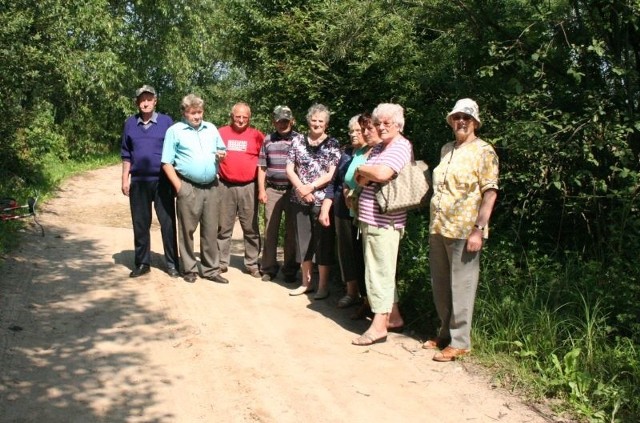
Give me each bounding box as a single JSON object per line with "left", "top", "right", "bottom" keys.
{"left": 218, "top": 126, "right": 265, "bottom": 183}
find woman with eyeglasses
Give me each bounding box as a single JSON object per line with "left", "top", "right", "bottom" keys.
{"left": 424, "top": 98, "right": 499, "bottom": 361}
{"left": 286, "top": 104, "right": 341, "bottom": 299}
{"left": 351, "top": 103, "right": 410, "bottom": 346}
{"left": 318, "top": 114, "right": 367, "bottom": 310}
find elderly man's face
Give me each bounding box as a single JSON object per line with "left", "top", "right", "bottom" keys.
{"left": 183, "top": 107, "right": 204, "bottom": 128}
{"left": 274, "top": 119, "right": 293, "bottom": 135}
{"left": 136, "top": 93, "right": 157, "bottom": 115}
{"left": 231, "top": 105, "right": 251, "bottom": 132}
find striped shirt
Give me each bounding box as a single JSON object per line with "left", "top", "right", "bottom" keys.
{"left": 357, "top": 136, "right": 412, "bottom": 229}
{"left": 258, "top": 131, "right": 303, "bottom": 187}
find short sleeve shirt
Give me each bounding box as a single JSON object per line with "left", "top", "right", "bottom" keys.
{"left": 357, "top": 136, "right": 412, "bottom": 229}
{"left": 258, "top": 131, "right": 303, "bottom": 187}
{"left": 161, "top": 121, "right": 226, "bottom": 184}
{"left": 429, "top": 138, "right": 499, "bottom": 239}
{"left": 287, "top": 136, "right": 341, "bottom": 206}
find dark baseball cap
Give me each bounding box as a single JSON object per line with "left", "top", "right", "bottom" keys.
{"left": 135, "top": 85, "right": 156, "bottom": 98}
{"left": 273, "top": 105, "right": 293, "bottom": 121}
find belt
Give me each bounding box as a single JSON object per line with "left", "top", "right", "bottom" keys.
{"left": 221, "top": 179, "right": 252, "bottom": 187}
{"left": 267, "top": 182, "right": 290, "bottom": 191}
{"left": 179, "top": 174, "right": 217, "bottom": 189}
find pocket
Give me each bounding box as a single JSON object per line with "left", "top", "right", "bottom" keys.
{"left": 177, "top": 182, "right": 192, "bottom": 198}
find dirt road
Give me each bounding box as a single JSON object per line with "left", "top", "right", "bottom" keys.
{"left": 0, "top": 165, "right": 555, "bottom": 422}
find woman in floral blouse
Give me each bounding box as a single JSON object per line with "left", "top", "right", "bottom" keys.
{"left": 424, "top": 98, "right": 499, "bottom": 362}
{"left": 286, "top": 104, "right": 341, "bottom": 299}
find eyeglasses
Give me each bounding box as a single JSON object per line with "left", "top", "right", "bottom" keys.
{"left": 375, "top": 121, "right": 395, "bottom": 128}
{"left": 450, "top": 114, "right": 472, "bottom": 121}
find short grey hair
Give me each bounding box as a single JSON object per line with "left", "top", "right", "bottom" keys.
{"left": 372, "top": 103, "right": 405, "bottom": 131}
{"left": 181, "top": 94, "right": 204, "bottom": 112}
{"left": 306, "top": 103, "right": 331, "bottom": 124}
{"left": 348, "top": 114, "right": 361, "bottom": 129}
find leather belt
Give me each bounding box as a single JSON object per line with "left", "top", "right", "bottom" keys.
{"left": 179, "top": 174, "right": 217, "bottom": 189}
{"left": 267, "top": 182, "right": 290, "bottom": 191}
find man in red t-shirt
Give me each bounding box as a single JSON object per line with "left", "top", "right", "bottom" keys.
{"left": 217, "top": 102, "right": 265, "bottom": 278}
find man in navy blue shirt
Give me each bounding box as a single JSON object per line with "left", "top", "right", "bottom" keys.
{"left": 121, "top": 85, "right": 179, "bottom": 278}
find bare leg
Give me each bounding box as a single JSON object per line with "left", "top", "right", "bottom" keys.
{"left": 388, "top": 302, "right": 404, "bottom": 329}
{"left": 352, "top": 312, "right": 389, "bottom": 345}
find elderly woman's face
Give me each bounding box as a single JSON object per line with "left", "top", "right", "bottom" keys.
{"left": 348, "top": 124, "right": 365, "bottom": 148}
{"left": 374, "top": 115, "right": 400, "bottom": 143}
{"left": 362, "top": 121, "right": 381, "bottom": 146}
{"left": 450, "top": 113, "right": 477, "bottom": 139}
{"left": 308, "top": 112, "right": 328, "bottom": 138}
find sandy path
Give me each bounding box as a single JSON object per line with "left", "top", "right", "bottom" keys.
{"left": 0, "top": 165, "right": 556, "bottom": 422}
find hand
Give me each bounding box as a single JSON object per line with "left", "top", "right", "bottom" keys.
{"left": 303, "top": 193, "right": 315, "bottom": 204}
{"left": 318, "top": 210, "right": 330, "bottom": 227}
{"left": 216, "top": 150, "right": 227, "bottom": 161}
{"left": 355, "top": 173, "right": 369, "bottom": 186}
{"left": 121, "top": 181, "right": 130, "bottom": 196}
{"left": 466, "top": 230, "right": 483, "bottom": 252}
{"left": 296, "top": 183, "right": 315, "bottom": 198}
{"left": 258, "top": 190, "right": 268, "bottom": 204}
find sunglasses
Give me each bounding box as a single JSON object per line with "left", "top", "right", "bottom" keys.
{"left": 450, "top": 113, "right": 472, "bottom": 121}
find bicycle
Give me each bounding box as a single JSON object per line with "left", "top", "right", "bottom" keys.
{"left": 0, "top": 195, "right": 44, "bottom": 236}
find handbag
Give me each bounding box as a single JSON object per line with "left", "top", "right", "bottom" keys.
{"left": 375, "top": 160, "right": 431, "bottom": 214}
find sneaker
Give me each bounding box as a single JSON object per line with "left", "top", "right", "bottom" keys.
{"left": 220, "top": 265, "right": 228, "bottom": 273}
{"left": 261, "top": 273, "right": 274, "bottom": 282}
{"left": 167, "top": 267, "right": 180, "bottom": 278}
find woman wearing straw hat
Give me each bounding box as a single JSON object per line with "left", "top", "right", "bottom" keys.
{"left": 424, "top": 98, "right": 499, "bottom": 362}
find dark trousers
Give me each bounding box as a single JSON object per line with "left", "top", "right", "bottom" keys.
{"left": 129, "top": 177, "right": 178, "bottom": 270}
{"left": 292, "top": 202, "right": 335, "bottom": 265}
{"left": 335, "top": 215, "right": 365, "bottom": 295}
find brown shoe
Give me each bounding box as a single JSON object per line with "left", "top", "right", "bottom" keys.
{"left": 422, "top": 337, "right": 449, "bottom": 350}
{"left": 432, "top": 346, "right": 470, "bottom": 362}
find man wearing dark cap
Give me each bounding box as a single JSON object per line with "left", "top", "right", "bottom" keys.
{"left": 257, "top": 106, "right": 301, "bottom": 282}
{"left": 121, "top": 85, "right": 179, "bottom": 278}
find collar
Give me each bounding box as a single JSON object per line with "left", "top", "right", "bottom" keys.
{"left": 271, "top": 130, "right": 300, "bottom": 141}
{"left": 137, "top": 111, "right": 158, "bottom": 125}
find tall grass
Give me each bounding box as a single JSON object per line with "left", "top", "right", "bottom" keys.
{"left": 396, "top": 217, "right": 639, "bottom": 422}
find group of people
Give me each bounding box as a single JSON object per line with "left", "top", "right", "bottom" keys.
{"left": 121, "top": 85, "right": 499, "bottom": 362}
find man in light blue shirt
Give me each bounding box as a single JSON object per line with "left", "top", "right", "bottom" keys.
{"left": 162, "top": 94, "right": 229, "bottom": 284}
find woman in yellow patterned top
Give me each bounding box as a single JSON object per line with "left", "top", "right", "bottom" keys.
{"left": 424, "top": 98, "right": 499, "bottom": 362}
